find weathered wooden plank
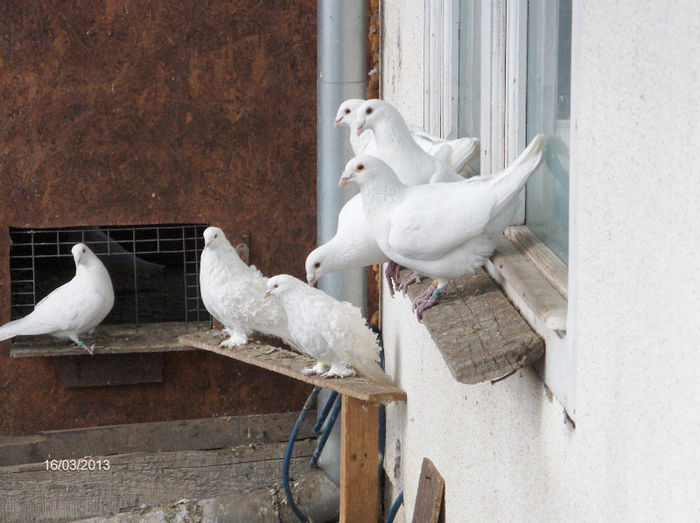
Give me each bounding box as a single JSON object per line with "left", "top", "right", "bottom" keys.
{"left": 0, "top": 440, "right": 315, "bottom": 523}
{"left": 60, "top": 353, "right": 163, "bottom": 388}
{"left": 487, "top": 238, "right": 567, "bottom": 330}
{"left": 179, "top": 331, "right": 407, "bottom": 404}
{"left": 411, "top": 458, "right": 445, "bottom": 523}
{"left": 404, "top": 268, "right": 544, "bottom": 384}
{"left": 339, "top": 396, "right": 379, "bottom": 523}
{"left": 504, "top": 225, "right": 568, "bottom": 298}
{"left": 10, "top": 322, "right": 208, "bottom": 358}
{"left": 0, "top": 411, "right": 316, "bottom": 467}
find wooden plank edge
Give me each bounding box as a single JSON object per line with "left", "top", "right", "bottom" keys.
{"left": 178, "top": 333, "right": 407, "bottom": 404}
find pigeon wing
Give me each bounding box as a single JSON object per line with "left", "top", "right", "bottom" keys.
{"left": 387, "top": 182, "right": 497, "bottom": 260}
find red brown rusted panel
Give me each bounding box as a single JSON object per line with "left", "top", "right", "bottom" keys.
{"left": 0, "top": 0, "right": 317, "bottom": 434}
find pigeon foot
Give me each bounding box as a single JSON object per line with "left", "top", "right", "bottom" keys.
{"left": 412, "top": 283, "right": 442, "bottom": 321}
{"left": 73, "top": 341, "right": 98, "bottom": 356}
{"left": 220, "top": 330, "right": 248, "bottom": 347}
{"left": 320, "top": 364, "right": 355, "bottom": 379}
{"left": 385, "top": 261, "right": 402, "bottom": 297}
{"left": 302, "top": 361, "right": 330, "bottom": 376}
{"left": 398, "top": 271, "right": 422, "bottom": 295}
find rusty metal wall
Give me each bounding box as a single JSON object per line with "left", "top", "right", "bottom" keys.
{"left": 0, "top": 0, "right": 317, "bottom": 434}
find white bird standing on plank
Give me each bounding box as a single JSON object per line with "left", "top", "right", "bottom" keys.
{"left": 200, "top": 226, "right": 297, "bottom": 349}
{"left": 334, "top": 98, "right": 480, "bottom": 177}
{"left": 0, "top": 243, "right": 114, "bottom": 355}
{"left": 339, "top": 134, "right": 546, "bottom": 320}
{"left": 264, "top": 274, "right": 392, "bottom": 385}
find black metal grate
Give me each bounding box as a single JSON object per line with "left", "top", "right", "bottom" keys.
{"left": 9, "top": 224, "right": 210, "bottom": 326}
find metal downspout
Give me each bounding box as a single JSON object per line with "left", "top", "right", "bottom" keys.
{"left": 316, "top": 0, "right": 367, "bottom": 486}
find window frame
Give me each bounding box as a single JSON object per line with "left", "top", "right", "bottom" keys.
{"left": 423, "top": 0, "right": 577, "bottom": 417}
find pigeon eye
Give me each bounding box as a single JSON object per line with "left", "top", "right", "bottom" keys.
{"left": 214, "top": 234, "right": 218, "bottom": 239}
{"left": 82, "top": 248, "right": 86, "bottom": 253}
{"left": 314, "top": 262, "right": 320, "bottom": 268}
{"left": 366, "top": 107, "right": 373, "bottom": 114}
{"left": 344, "top": 108, "right": 350, "bottom": 115}
{"left": 274, "top": 284, "right": 278, "bottom": 288}
{"left": 357, "top": 164, "right": 364, "bottom": 171}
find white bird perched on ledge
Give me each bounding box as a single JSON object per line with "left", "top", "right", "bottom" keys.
{"left": 306, "top": 99, "right": 481, "bottom": 290}
{"left": 334, "top": 98, "right": 480, "bottom": 177}
{"left": 200, "top": 226, "right": 296, "bottom": 349}
{"left": 264, "top": 274, "right": 392, "bottom": 385}
{"left": 339, "top": 134, "right": 546, "bottom": 320}
{"left": 0, "top": 243, "right": 114, "bottom": 355}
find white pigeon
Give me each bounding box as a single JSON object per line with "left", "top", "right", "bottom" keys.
{"left": 199, "top": 226, "right": 296, "bottom": 348}
{"left": 334, "top": 98, "right": 480, "bottom": 177}
{"left": 354, "top": 98, "right": 464, "bottom": 184}
{"left": 264, "top": 274, "right": 392, "bottom": 384}
{"left": 0, "top": 243, "right": 114, "bottom": 354}
{"left": 305, "top": 193, "right": 388, "bottom": 287}
{"left": 339, "top": 134, "right": 546, "bottom": 320}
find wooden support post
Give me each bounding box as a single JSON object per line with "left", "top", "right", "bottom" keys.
{"left": 340, "top": 395, "right": 379, "bottom": 523}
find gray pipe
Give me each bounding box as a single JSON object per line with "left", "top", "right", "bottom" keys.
{"left": 316, "top": 0, "right": 367, "bottom": 487}
{"left": 317, "top": 0, "right": 367, "bottom": 312}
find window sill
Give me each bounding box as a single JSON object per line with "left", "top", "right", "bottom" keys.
{"left": 397, "top": 226, "right": 567, "bottom": 385}
{"left": 8, "top": 321, "right": 209, "bottom": 358}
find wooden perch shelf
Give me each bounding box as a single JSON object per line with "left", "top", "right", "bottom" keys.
{"left": 178, "top": 330, "right": 406, "bottom": 404}
{"left": 179, "top": 329, "right": 407, "bottom": 523}
{"left": 10, "top": 322, "right": 209, "bottom": 358}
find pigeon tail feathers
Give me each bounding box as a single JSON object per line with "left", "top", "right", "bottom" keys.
{"left": 491, "top": 134, "right": 546, "bottom": 215}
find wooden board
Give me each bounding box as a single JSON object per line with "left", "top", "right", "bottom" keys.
{"left": 10, "top": 321, "right": 208, "bottom": 358}
{"left": 403, "top": 268, "right": 544, "bottom": 384}
{"left": 0, "top": 440, "right": 315, "bottom": 523}
{"left": 339, "top": 396, "right": 379, "bottom": 523}
{"left": 411, "top": 458, "right": 445, "bottom": 523}
{"left": 179, "top": 331, "right": 407, "bottom": 404}
{"left": 0, "top": 411, "right": 316, "bottom": 467}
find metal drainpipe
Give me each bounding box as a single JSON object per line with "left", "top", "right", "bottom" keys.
{"left": 316, "top": 0, "right": 367, "bottom": 485}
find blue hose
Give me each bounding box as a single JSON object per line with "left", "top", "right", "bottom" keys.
{"left": 312, "top": 390, "right": 339, "bottom": 435}
{"left": 283, "top": 386, "right": 320, "bottom": 522}
{"left": 385, "top": 491, "right": 404, "bottom": 523}
{"left": 309, "top": 395, "right": 342, "bottom": 469}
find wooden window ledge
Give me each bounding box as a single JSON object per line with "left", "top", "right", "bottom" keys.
{"left": 401, "top": 263, "right": 545, "bottom": 385}
{"left": 9, "top": 321, "right": 209, "bottom": 358}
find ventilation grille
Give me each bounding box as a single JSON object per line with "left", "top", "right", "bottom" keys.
{"left": 10, "top": 224, "right": 210, "bottom": 326}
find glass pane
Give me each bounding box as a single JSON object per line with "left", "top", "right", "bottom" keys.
{"left": 458, "top": 0, "right": 481, "bottom": 148}
{"left": 526, "top": 0, "right": 572, "bottom": 264}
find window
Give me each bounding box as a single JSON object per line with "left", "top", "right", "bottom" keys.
{"left": 425, "top": 0, "right": 576, "bottom": 415}
{"left": 526, "top": 0, "right": 572, "bottom": 264}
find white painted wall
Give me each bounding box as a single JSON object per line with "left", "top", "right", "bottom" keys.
{"left": 380, "top": 2, "right": 700, "bottom": 521}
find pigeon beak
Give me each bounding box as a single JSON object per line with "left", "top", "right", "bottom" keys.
{"left": 338, "top": 174, "right": 352, "bottom": 187}
{"left": 356, "top": 124, "right": 364, "bottom": 136}
{"left": 263, "top": 290, "right": 272, "bottom": 298}
{"left": 76, "top": 257, "right": 82, "bottom": 265}
{"left": 308, "top": 276, "right": 317, "bottom": 287}
{"left": 334, "top": 118, "right": 342, "bottom": 128}
{"left": 204, "top": 241, "right": 210, "bottom": 250}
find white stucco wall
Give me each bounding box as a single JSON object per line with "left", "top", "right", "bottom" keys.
{"left": 380, "top": 2, "right": 700, "bottom": 521}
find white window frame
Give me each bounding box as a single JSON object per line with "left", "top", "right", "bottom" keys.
{"left": 423, "top": 0, "right": 578, "bottom": 418}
